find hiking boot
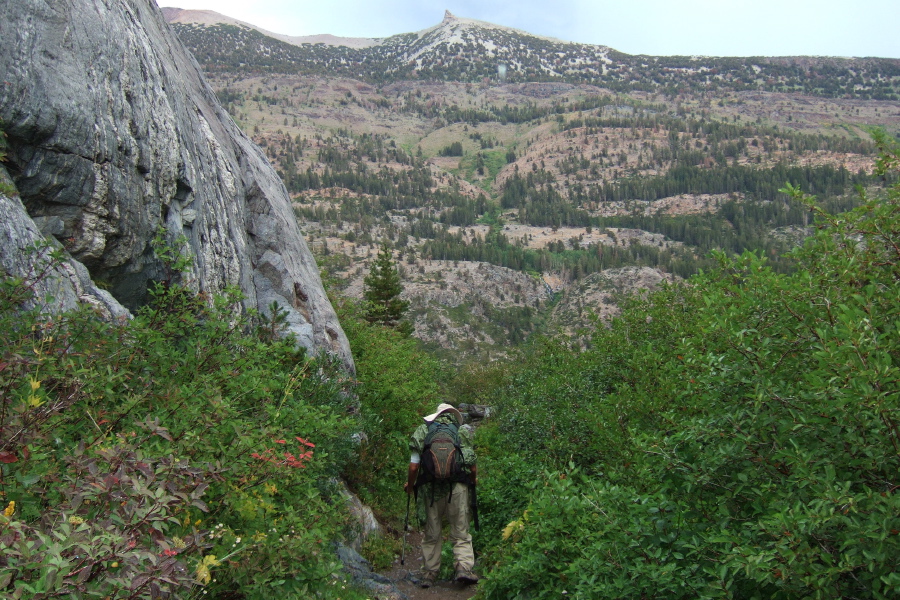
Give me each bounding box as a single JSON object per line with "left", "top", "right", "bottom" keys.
{"left": 455, "top": 569, "right": 479, "bottom": 585}
{"left": 420, "top": 572, "right": 437, "bottom": 588}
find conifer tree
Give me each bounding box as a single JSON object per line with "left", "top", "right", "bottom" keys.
{"left": 363, "top": 243, "right": 409, "bottom": 328}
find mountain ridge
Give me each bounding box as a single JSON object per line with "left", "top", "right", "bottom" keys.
{"left": 162, "top": 7, "right": 895, "bottom": 60}
{"left": 164, "top": 8, "right": 899, "bottom": 99}
{"left": 163, "top": 7, "right": 588, "bottom": 50}
{"left": 161, "top": 7, "right": 383, "bottom": 48}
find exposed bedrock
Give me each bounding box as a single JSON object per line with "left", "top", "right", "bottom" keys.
{"left": 0, "top": 0, "right": 353, "bottom": 371}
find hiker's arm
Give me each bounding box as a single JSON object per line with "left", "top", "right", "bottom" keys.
{"left": 469, "top": 464, "right": 477, "bottom": 486}
{"left": 405, "top": 423, "right": 426, "bottom": 494}
{"left": 404, "top": 462, "right": 419, "bottom": 495}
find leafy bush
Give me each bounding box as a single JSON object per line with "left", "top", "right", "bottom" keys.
{"left": 1, "top": 438, "right": 208, "bottom": 599}
{"left": 478, "top": 134, "right": 900, "bottom": 599}
{"left": 0, "top": 238, "right": 368, "bottom": 598}
{"left": 335, "top": 295, "right": 440, "bottom": 523}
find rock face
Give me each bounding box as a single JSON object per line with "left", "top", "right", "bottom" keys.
{"left": 550, "top": 266, "right": 678, "bottom": 337}
{"left": 1, "top": 171, "right": 130, "bottom": 322}
{"left": 0, "top": 0, "right": 353, "bottom": 371}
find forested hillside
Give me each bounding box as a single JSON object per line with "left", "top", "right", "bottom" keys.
{"left": 472, "top": 135, "right": 900, "bottom": 598}
{"left": 163, "top": 9, "right": 900, "bottom": 356}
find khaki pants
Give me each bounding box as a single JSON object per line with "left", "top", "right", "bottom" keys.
{"left": 421, "top": 482, "right": 474, "bottom": 575}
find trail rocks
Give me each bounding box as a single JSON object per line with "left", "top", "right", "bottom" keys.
{"left": 340, "top": 483, "right": 384, "bottom": 552}
{"left": 335, "top": 543, "right": 407, "bottom": 600}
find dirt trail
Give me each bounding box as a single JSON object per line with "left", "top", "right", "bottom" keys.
{"left": 381, "top": 531, "right": 479, "bottom": 600}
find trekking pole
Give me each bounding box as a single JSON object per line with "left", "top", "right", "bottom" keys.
{"left": 470, "top": 482, "right": 479, "bottom": 532}
{"left": 401, "top": 493, "right": 411, "bottom": 565}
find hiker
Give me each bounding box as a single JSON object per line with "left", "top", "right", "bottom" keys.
{"left": 404, "top": 403, "right": 478, "bottom": 588}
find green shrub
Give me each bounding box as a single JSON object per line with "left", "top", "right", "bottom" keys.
{"left": 335, "top": 295, "right": 441, "bottom": 524}
{"left": 0, "top": 240, "right": 367, "bottom": 598}
{"left": 478, "top": 134, "right": 900, "bottom": 599}
{"left": 361, "top": 533, "right": 401, "bottom": 571}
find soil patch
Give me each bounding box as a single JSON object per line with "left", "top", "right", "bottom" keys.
{"left": 380, "top": 531, "right": 479, "bottom": 600}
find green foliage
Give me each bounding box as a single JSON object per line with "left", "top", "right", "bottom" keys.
{"left": 476, "top": 137, "right": 900, "bottom": 598}
{"left": 1, "top": 440, "right": 208, "bottom": 598}
{"left": 0, "top": 121, "right": 17, "bottom": 197}
{"left": 363, "top": 243, "right": 410, "bottom": 329}
{"left": 0, "top": 241, "right": 368, "bottom": 598}
{"left": 336, "top": 295, "right": 441, "bottom": 522}
{"left": 150, "top": 225, "right": 193, "bottom": 278}
{"left": 360, "top": 533, "right": 401, "bottom": 571}
{"left": 438, "top": 141, "right": 464, "bottom": 157}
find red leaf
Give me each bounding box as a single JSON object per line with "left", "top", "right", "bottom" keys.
{"left": 296, "top": 437, "right": 315, "bottom": 448}
{"left": 0, "top": 451, "right": 17, "bottom": 464}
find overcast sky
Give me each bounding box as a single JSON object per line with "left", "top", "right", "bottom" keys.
{"left": 158, "top": 0, "right": 900, "bottom": 58}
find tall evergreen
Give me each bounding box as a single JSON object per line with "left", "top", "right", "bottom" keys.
{"left": 363, "top": 243, "right": 409, "bottom": 328}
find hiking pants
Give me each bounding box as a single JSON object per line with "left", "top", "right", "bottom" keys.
{"left": 422, "top": 482, "right": 474, "bottom": 575}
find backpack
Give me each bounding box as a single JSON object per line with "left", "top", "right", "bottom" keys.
{"left": 417, "top": 421, "right": 467, "bottom": 486}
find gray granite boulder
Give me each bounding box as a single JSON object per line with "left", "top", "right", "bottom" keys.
{"left": 1, "top": 171, "right": 130, "bottom": 322}
{"left": 0, "top": 0, "right": 353, "bottom": 371}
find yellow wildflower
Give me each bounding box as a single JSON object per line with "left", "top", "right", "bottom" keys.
{"left": 68, "top": 515, "right": 85, "bottom": 526}
{"left": 501, "top": 519, "right": 524, "bottom": 542}
{"left": 3, "top": 501, "right": 15, "bottom": 517}
{"left": 195, "top": 555, "right": 219, "bottom": 585}
{"left": 172, "top": 536, "right": 187, "bottom": 549}
{"left": 29, "top": 378, "right": 40, "bottom": 392}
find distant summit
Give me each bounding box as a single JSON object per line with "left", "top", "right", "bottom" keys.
{"left": 164, "top": 7, "right": 899, "bottom": 98}
{"left": 163, "top": 7, "right": 567, "bottom": 48}
{"left": 161, "top": 7, "right": 382, "bottom": 48}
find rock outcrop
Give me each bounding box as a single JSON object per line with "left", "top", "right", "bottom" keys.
{"left": 550, "top": 266, "right": 678, "bottom": 338}
{"left": 0, "top": 0, "right": 353, "bottom": 371}
{"left": 1, "top": 169, "right": 130, "bottom": 322}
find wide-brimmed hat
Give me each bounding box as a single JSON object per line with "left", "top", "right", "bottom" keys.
{"left": 424, "top": 403, "right": 462, "bottom": 425}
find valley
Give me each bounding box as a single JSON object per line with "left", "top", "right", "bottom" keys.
{"left": 165, "top": 8, "right": 900, "bottom": 358}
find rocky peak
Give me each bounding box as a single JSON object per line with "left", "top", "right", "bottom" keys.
{"left": 443, "top": 10, "right": 456, "bottom": 23}
{"left": 0, "top": 0, "right": 354, "bottom": 372}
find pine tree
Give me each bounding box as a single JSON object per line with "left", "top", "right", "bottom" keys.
{"left": 363, "top": 243, "right": 409, "bottom": 328}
